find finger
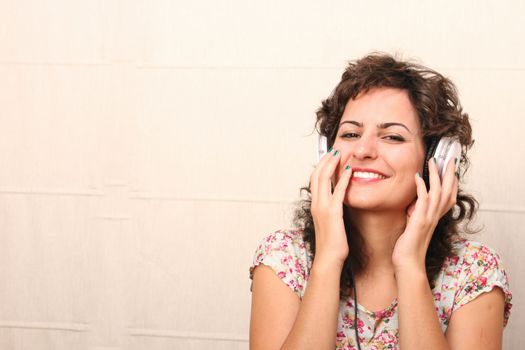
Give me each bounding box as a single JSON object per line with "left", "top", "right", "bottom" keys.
{"left": 332, "top": 165, "right": 352, "bottom": 203}
{"left": 427, "top": 157, "right": 442, "bottom": 217}
{"left": 449, "top": 175, "right": 459, "bottom": 209}
{"left": 318, "top": 149, "right": 342, "bottom": 202}
{"left": 317, "top": 146, "right": 335, "bottom": 166}
{"left": 411, "top": 172, "right": 429, "bottom": 218}
{"left": 310, "top": 147, "right": 334, "bottom": 203}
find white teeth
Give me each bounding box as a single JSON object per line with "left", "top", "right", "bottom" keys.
{"left": 353, "top": 171, "right": 386, "bottom": 179}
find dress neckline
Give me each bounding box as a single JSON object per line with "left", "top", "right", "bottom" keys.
{"left": 348, "top": 298, "right": 399, "bottom": 319}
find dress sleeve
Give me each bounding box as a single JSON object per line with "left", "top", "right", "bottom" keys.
{"left": 249, "top": 230, "right": 309, "bottom": 298}
{"left": 452, "top": 242, "right": 513, "bottom": 326}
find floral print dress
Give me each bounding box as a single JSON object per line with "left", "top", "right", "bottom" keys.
{"left": 249, "top": 229, "right": 512, "bottom": 350}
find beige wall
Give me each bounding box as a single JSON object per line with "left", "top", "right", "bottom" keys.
{"left": 0, "top": 1, "right": 523, "bottom": 349}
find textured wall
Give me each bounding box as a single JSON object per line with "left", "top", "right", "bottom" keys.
{"left": 0, "top": 1, "right": 523, "bottom": 349}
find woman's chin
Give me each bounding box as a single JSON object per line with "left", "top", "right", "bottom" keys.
{"left": 344, "top": 197, "right": 409, "bottom": 213}
{"left": 344, "top": 197, "right": 383, "bottom": 211}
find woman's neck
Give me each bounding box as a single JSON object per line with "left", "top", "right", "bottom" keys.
{"left": 348, "top": 209, "right": 407, "bottom": 276}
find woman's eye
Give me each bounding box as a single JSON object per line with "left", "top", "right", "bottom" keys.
{"left": 342, "top": 132, "right": 360, "bottom": 139}
{"left": 384, "top": 135, "right": 405, "bottom": 142}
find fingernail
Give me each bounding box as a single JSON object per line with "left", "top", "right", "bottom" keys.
{"left": 416, "top": 172, "right": 421, "bottom": 177}
{"left": 345, "top": 165, "right": 351, "bottom": 171}
{"left": 333, "top": 150, "right": 339, "bottom": 156}
{"left": 454, "top": 157, "right": 459, "bottom": 165}
{"left": 328, "top": 147, "right": 333, "bottom": 153}
{"left": 432, "top": 157, "right": 437, "bottom": 164}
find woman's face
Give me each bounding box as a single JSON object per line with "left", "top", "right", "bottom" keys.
{"left": 332, "top": 87, "right": 426, "bottom": 212}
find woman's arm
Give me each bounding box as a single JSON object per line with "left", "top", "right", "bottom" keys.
{"left": 396, "top": 267, "right": 451, "bottom": 350}
{"left": 445, "top": 288, "right": 505, "bottom": 349}
{"left": 396, "top": 269, "right": 505, "bottom": 350}
{"left": 250, "top": 265, "right": 301, "bottom": 350}
{"left": 250, "top": 259, "right": 343, "bottom": 350}
{"left": 393, "top": 159, "right": 506, "bottom": 349}
{"left": 250, "top": 149, "right": 353, "bottom": 349}
{"left": 393, "top": 158, "right": 455, "bottom": 349}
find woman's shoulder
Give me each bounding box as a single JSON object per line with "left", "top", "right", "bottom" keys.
{"left": 258, "top": 228, "right": 308, "bottom": 248}
{"left": 445, "top": 238, "right": 505, "bottom": 269}
{"left": 249, "top": 228, "right": 312, "bottom": 298}
{"left": 251, "top": 228, "right": 311, "bottom": 265}
{"left": 435, "top": 238, "right": 512, "bottom": 328}
{"left": 440, "top": 238, "right": 509, "bottom": 283}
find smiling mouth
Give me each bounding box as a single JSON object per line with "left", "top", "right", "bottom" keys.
{"left": 352, "top": 171, "right": 387, "bottom": 180}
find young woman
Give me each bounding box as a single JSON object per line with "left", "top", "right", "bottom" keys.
{"left": 249, "top": 53, "right": 512, "bottom": 349}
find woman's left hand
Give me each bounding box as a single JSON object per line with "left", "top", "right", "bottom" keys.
{"left": 392, "top": 157, "right": 459, "bottom": 273}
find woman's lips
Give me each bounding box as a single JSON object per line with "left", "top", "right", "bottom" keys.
{"left": 351, "top": 176, "right": 386, "bottom": 183}
{"left": 350, "top": 168, "right": 389, "bottom": 183}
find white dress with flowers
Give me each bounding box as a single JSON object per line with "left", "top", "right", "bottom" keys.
{"left": 249, "top": 229, "right": 512, "bottom": 350}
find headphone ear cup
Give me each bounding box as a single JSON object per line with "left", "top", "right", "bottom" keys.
{"left": 423, "top": 137, "right": 439, "bottom": 188}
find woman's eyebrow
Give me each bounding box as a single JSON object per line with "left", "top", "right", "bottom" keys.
{"left": 339, "top": 120, "right": 412, "bottom": 134}
{"left": 378, "top": 122, "right": 412, "bottom": 134}
{"left": 339, "top": 120, "right": 363, "bottom": 127}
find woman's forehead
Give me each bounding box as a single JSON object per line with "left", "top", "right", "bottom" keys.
{"left": 341, "top": 87, "right": 420, "bottom": 129}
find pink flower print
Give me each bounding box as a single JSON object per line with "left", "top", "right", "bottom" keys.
{"left": 439, "top": 311, "right": 448, "bottom": 322}
{"left": 434, "top": 292, "right": 441, "bottom": 301}
{"left": 294, "top": 260, "right": 303, "bottom": 274}
{"left": 357, "top": 319, "right": 365, "bottom": 333}
{"left": 277, "top": 271, "right": 286, "bottom": 279}
{"left": 376, "top": 330, "right": 396, "bottom": 345}
{"left": 483, "top": 252, "right": 497, "bottom": 267}
{"left": 479, "top": 276, "right": 487, "bottom": 287}
{"left": 281, "top": 255, "right": 292, "bottom": 265}
{"left": 342, "top": 313, "right": 354, "bottom": 327}
{"left": 375, "top": 307, "right": 395, "bottom": 319}
{"left": 298, "top": 269, "right": 306, "bottom": 281}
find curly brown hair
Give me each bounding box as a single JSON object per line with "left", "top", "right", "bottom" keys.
{"left": 293, "top": 53, "right": 478, "bottom": 297}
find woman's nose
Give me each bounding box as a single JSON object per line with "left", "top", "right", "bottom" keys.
{"left": 352, "top": 135, "right": 378, "bottom": 160}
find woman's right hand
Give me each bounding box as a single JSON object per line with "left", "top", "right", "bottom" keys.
{"left": 310, "top": 148, "right": 353, "bottom": 267}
